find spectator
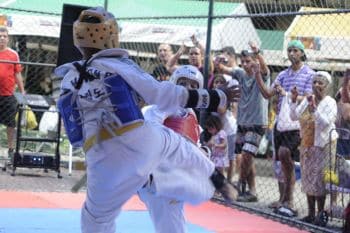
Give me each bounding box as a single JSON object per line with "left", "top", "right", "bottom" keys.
{"left": 255, "top": 39, "right": 315, "bottom": 216}
{"left": 214, "top": 46, "right": 239, "bottom": 75}
{"left": 205, "top": 114, "right": 229, "bottom": 175}
{"left": 219, "top": 42, "right": 270, "bottom": 202}
{"left": 331, "top": 69, "right": 350, "bottom": 221}
{"left": 0, "top": 26, "right": 25, "bottom": 161}
{"left": 167, "top": 35, "right": 215, "bottom": 88}
{"left": 336, "top": 69, "right": 350, "bottom": 158}
{"left": 212, "top": 74, "right": 238, "bottom": 183}
{"left": 152, "top": 43, "right": 173, "bottom": 81}
{"left": 290, "top": 71, "right": 338, "bottom": 226}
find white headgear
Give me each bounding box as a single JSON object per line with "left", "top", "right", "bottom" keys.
{"left": 73, "top": 7, "right": 119, "bottom": 51}
{"left": 170, "top": 65, "right": 204, "bottom": 89}
{"left": 315, "top": 71, "right": 332, "bottom": 84}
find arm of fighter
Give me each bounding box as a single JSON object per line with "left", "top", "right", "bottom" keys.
{"left": 105, "top": 58, "right": 240, "bottom": 113}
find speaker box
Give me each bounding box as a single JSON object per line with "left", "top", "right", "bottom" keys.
{"left": 56, "top": 4, "right": 90, "bottom": 66}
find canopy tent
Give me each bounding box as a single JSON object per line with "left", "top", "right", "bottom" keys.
{"left": 1, "top": 0, "right": 260, "bottom": 52}
{"left": 284, "top": 7, "right": 350, "bottom": 62}
{"left": 110, "top": 0, "right": 260, "bottom": 51}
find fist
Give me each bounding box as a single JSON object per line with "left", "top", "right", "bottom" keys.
{"left": 221, "top": 82, "right": 240, "bottom": 103}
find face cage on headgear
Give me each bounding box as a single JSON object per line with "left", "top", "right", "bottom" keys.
{"left": 73, "top": 7, "right": 119, "bottom": 51}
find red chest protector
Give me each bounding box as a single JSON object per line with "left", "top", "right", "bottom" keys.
{"left": 163, "top": 112, "right": 200, "bottom": 144}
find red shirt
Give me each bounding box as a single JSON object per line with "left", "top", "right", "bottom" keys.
{"left": 0, "top": 48, "right": 22, "bottom": 96}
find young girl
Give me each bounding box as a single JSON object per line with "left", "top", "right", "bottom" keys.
{"left": 205, "top": 114, "right": 229, "bottom": 175}
{"left": 212, "top": 74, "right": 238, "bottom": 183}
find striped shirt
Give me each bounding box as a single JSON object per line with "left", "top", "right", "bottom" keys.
{"left": 273, "top": 65, "right": 315, "bottom": 114}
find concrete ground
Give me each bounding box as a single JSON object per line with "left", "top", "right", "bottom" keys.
{"left": 0, "top": 146, "right": 345, "bottom": 232}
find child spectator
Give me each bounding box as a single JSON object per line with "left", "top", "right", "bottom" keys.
{"left": 205, "top": 114, "right": 229, "bottom": 175}
{"left": 212, "top": 74, "right": 238, "bottom": 183}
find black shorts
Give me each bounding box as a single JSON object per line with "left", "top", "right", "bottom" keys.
{"left": 0, "top": 95, "right": 18, "bottom": 127}
{"left": 235, "top": 125, "right": 266, "bottom": 156}
{"left": 337, "top": 138, "right": 350, "bottom": 158}
{"left": 273, "top": 124, "right": 301, "bottom": 162}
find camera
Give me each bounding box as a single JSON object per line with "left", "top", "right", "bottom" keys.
{"left": 214, "top": 56, "right": 228, "bottom": 64}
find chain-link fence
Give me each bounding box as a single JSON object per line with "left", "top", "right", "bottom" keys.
{"left": 0, "top": 0, "right": 350, "bottom": 232}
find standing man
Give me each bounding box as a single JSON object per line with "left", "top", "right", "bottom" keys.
{"left": 152, "top": 43, "right": 173, "bottom": 81}
{"left": 0, "top": 26, "right": 25, "bottom": 160}
{"left": 255, "top": 40, "right": 315, "bottom": 216}
{"left": 217, "top": 42, "right": 270, "bottom": 202}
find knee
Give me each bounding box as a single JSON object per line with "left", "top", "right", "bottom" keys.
{"left": 278, "top": 146, "right": 291, "bottom": 163}
{"left": 240, "top": 153, "right": 248, "bottom": 167}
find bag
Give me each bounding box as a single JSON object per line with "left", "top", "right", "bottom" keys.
{"left": 16, "top": 105, "right": 38, "bottom": 130}
{"left": 257, "top": 134, "right": 268, "bottom": 155}
{"left": 39, "top": 106, "right": 59, "bottom": 134}
{"left": 277, "top": 93, "right": 300, "bottom": 132}
{"left": 337, "top": 157, "right": 350, "bottom": 189}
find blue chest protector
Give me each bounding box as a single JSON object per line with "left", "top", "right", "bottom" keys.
{"left": 57, "top": 91, "right": 83, "bottom": 147}
{"left": 57, "top": 73, "right": 144, "bottom": 147}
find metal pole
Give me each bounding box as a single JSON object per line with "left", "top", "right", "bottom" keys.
{"left": 104, "top": 0, "right": 108, "bottom": 10}
{"left": 68, "top": 144, "right": 73, "bottom": 176}
{"left": 200, "top": 0, "right": 214, "bottom": 126}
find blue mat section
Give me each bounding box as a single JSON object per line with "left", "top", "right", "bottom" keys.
{"left": 0, "top": 208, "right": 213, "bottom": 233}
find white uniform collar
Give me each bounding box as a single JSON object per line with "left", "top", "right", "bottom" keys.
{"left": 55, "top": 48, "right": 129, "bottom": 77}
{"left": 89, "top": 48, "right": 129, "bottom": 61}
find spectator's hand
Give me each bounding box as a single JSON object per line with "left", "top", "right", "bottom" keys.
{"left": 214, "top": 61, "right": 225, "bottom": 73}
{"left": 248, "top": 41, "right": 259, "bottom": 54}
{"left": 274, "top": 82, "right": 286, "bottom": 96}
{"left": 208, "top": 137, "right": 217, "bottom": 148}
{"left": 290, "top": 86, "right": 298, "bottom": 103}
{"left": 190, "top": 34, "right": 199, "bottom": 47}
{"left": 178, "top": 43, "right": 187, "bottom": 55}
{"left": 251, "top": 61, "right": 261, "bottom": 76}
{"left": 307, "top": 94, "right": 316, "bottom": 112}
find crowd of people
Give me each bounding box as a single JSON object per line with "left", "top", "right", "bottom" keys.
{"left": 149, "top": 28, "right": 350, "bottom": 227}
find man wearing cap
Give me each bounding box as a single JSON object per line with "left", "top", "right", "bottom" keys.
{"left": 255, "top": 39, "right": 315, "bottom": 216}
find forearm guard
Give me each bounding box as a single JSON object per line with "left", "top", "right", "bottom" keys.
{"left": 186, "top": 89, "right": 227, "bottom": 112}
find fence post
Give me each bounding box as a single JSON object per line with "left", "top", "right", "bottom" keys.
{"left": 200, "top": 0, "right": 214, "bottom": 126}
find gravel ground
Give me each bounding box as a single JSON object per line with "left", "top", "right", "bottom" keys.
{"left": 0, "top": 162, "right": 86, "bottom": 193}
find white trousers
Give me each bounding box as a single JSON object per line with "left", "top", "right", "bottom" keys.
{"left": 81, "top": 121, "right": 215, "bottom": 233}
{"left": 138, "top": 188, "right": 186, "bottom": 233}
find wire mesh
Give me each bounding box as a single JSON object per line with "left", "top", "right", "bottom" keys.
{"left": 0, "top": 0, "right": 349, "bottom": 232}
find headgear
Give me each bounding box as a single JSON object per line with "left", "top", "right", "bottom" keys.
{"left": 170, "top": 65, "right": 204, "bottom": 89}
{"left": 73, "top": 7, "right": 119, "bottom": 51}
